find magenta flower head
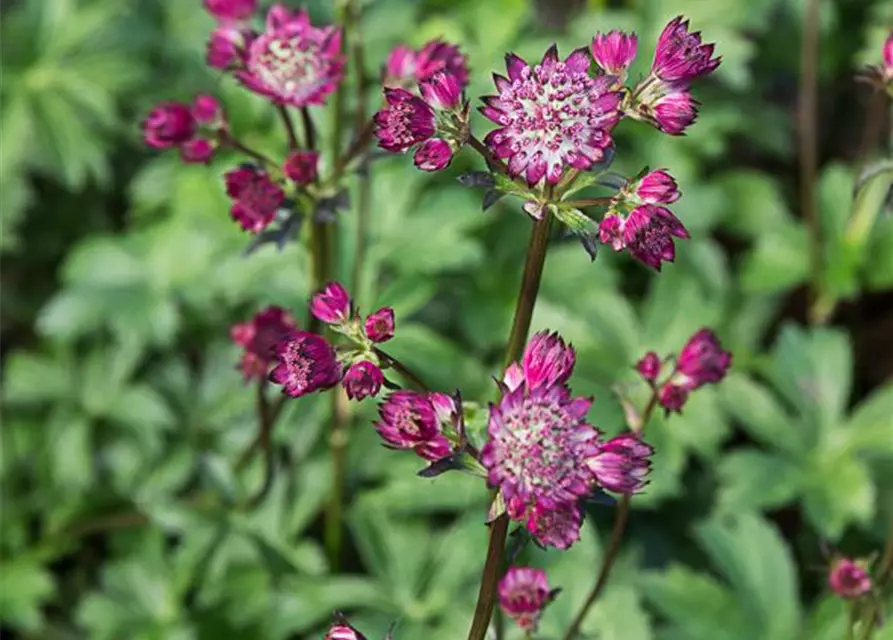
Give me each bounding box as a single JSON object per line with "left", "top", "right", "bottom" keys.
{"left": 828, "top": 558, "right": 872, "bottom": 599}
{"left": 375, "top": 391, "right": 452, "bottom": 461}
{"left": 224, "top": 166, "right": 284, "bottom": 233}
{"left": 591, "top": 30, "right": 638, "bottom": 76}
{"left": 414, "top": 138, "right": 453, "bottom": 171}
{"left": 498, "top": 566, "right": 552, "bottom": 632}
{"left": 342, "top": 361, "right": 384, "bottom": 401}
{"left": 587, "top": 434, "right": 653, "bottom": 494}
{"left": 481, "top": 45, "right": 621, "bottom": 185}
{"left": 884, "top": 32, "right": 893, "bottom": 78}
{"left": 414, "top": 39, "right": 470, "bottom": 88}
{"left": 522, "top": 330, "right": 576, "bottom": 390}
{"left": 207, "top": 26, "right": 250, "bottom": 70}
{"left": 204, "top": 0, "right": 256, "bottom": 23}
{"left": 658, "top": 383, "right": 688, "bottom": 413}
{"left": 364, "top": 307, "right": 395, "bottom": 343}
{"left": 653, "top": 90, "right": 699, "bottom": 135}
{"left": 676, "top": 328, "right": 732, "bottom": 389}
{"left": 325, "top": 615, "right": 368, "bottom": 640}
{"left": 420, "top": 71, "right": 463, "bottom": 111}
{"left": 636, "top": 351, "right": 662, "bottom": 382}
{"left": 651, "top": 16, "right": 721, "bottom": 84}
{"left": 384, "top": 44, "right": 417, "bottom": 86}
{"left": 634, "top": 169, "right": 680, "bottom": 204}
{"left": 231, "top": 305, "right": 296, "bottom": 381}
{"left": 311, "top": 281, "right": 352, "bottom": 325}
{"left": 526, "top": 502, "right": 583, "bottom": 550}
{"left": 374, "top": 88, "right": 435, "bottom": 152}
{"left": 142, "top": 102, "right": 196, "bottom": 149}
{"left": 235, "top": 5, "right": 344, "bottom": 107}
{"left": 180, "top": 138, "right": 215, "bottom": 164}
{"left": 270, "top": 329, "right": 341, "bottom": 397}
{"left": 622, "top": 205, "right": 690, "bottom": 270}
{"left": 192, "top": 94, "right": 224, "bottom": 127}
{"left": 598, "top": 214, "right": 624, "bottom": 250}
{"left": 283, "top": 150, "right": 319, "bottom": 185}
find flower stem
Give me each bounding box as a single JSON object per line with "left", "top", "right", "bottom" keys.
{"left": 348, "top": 0, "right": 369, "bottom": 299}
{"left": 221, "top": 133, "right": 277, "bottom": 168}
{"left": 374, "top": 348, "right": 430, "bottom": 392}
{"left": 467, "top": 213, "right": 554, "bottom": 640}
{"left": 279, "top": 106, "right": 299, "bottom": 151}
{"left": 561, "top": 390, "right": 660, "bottom": 640}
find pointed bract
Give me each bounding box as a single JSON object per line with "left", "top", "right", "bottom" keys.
{"left": 522, "top": 330, "right": 576, "bottom": 390}
{"left": 591, "top": 30, "right": 638, "bottom": 75}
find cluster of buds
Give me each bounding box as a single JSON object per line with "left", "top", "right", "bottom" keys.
{"left": 636, "top": 328, "right": 732, "bottom": 413}
{"left": 142, "top": 95, "right": 225, "bottom": 164}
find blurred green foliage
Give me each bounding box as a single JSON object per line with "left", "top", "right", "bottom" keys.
{"left": 2, "top": 0, "right": 893, "bottom": 638}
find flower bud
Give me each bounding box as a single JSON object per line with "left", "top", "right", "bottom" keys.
{"left": 498, "top": 566, "right": 551, "bottom": 632}
{"left": 203, "top": 0, "right": 257, "bottom": 23}
{"left": 192, "top": 94, "right": 224, "bottom": 127}
{"left": 828, "top": 558, "right": 872, "bottom": 599}
{"left": 636, "top": 351, "right": 662, "bottom": 382}
{"left": 342, "top": 361, "right": 384, "bottom": 401}
{"left": 591, "top": 30, "right": 638, "bottom": 75}
{"left": 364, "top": 307, "right": 395, "bottom": 343}
{"left": 180, "top": 137, "right": 216, "bottom": 164}
{"left": 311, "top": 282, "right": 352, "bottom": 325}
{"left": 635, "top": 169, "right": 680, "bottom": 204}
{"left": 142, "top": 102, "right": 196, "bottom": 149}
{"left": 283, "top": 150, "right": 319, "bottom": 185}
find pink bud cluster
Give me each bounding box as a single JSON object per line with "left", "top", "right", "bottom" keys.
{"left": 497, "top": 566, "right": 554, "bottom": 633}
{"left": 383, "top": 39, "right": 470, "bottom": 89}
{"left": 142, "top": 95, "right": 225, "bottom": 164}
{"left": 636, "top": 328, "right": 732, "bottom": 413}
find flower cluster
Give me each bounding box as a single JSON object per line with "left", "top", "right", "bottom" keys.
{"left": 384, "top": 39, "right": 470, "bottom": 89}
{"left": 142, "top": 95, "right": 225, "bottom": 164}
{"left": 828, "top": 557, "right": 873, "bottom": 600}
{"left": 637, "top": 328, "right": 732, "bottom": 413}
{"left": 483, "top": 331, "right": 653, "bottom": 549}
{"left": 231, "top": 305, "right": 296, "bottom": 381}
{"left": 497, "top": 566, "right": 554, "bottom": 633}
{"left": 374, "top": 390, "right": 457, "bottom": 461}
{"left": 224, "top": 166, "right": 285, "bottom": 233}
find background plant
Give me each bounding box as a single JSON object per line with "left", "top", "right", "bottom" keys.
{"left": 1, "top": 0, "right": 892, "bottom": 638}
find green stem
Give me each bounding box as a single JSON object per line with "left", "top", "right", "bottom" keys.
{"left": 374, "top": 348, "right": 430, "bottom": 391}
{"left": 467, "top": 213, "right": 554, "bottom": 640}
{"left": 278, "top": 106, "right": 299, "bottom": 151}
{"left": 348, "top": 0, "right": 369, "bottom": 299}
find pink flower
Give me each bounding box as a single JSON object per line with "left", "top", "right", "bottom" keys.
{"left": 325, "top": 621, "right": 367, "bottom": 640}
{"left": 207, "top": 26, "right": 250, "bottom": 70}
{"left": 828, "top": 558, "right": 872, "bottom": 599}
{"left": 591, "top": 30, "right": 638, "bottom": 75}
{"left": 192, "top": 94, "right": 224, "bottom": 126}
{"left": 526, "top": 502, "right": 582, "bottom": 550}
{"left": 498, "top": 566, "right": 552, "bottom": 632}
{"left": 676, "top": 328, "right": 731, "bottom": 389}
{"left": 634, "top": 169, "right": 680, "bottom": 204}
{"left": 651, "top": 16, "right": 721, "bottom": 84}
{"left": 270, "top": 329, "right": 341, "bottom": 397}
{"left": 502, "top": 362, "right": 526, "bottom": 393}
{"left": 180, "top": 137, "right": 216, "bottom": 164}
{"left": 310, "top": 281, "right": 352, "bottom": 325}
{"left": 204, "top": 0, "right": 257, "bottom": 23}
{"left": 415, "top": 39, "right": 470, "bottom": 88}
{"left": 883, "top": 32, "right": 893, "bottom": 79}
{"left": 598, "top": 214, "right": 624, "bottom": 250}
{"left": 413, "top": 138, "right": 454, "bottom": 171}
{"left": 231, "top": 306, "right": 296, "bottom": 381}
{"left": 653, "top": 91, "right": 699, "bottom": 135}
{"left": 522, "top": 330, "right": 576, "bottom": 390}
{"left": 419, "top": 71, "right": 463, "bottom": 111}
{"left": 375, "top": 391, "right": 452, "bottom": 461}
{"left": 224, "top": 167, "right": 284, "bottom": 233}
{"left": 374, "top": 88, "right": 435, "bottom": 153}
{"left": 622, "top": 205, "right": 690, "bottom": 270}
{"left": 658, "top": 383, "right": 688, "bottom": 413}
{"left": 235, "top": 5, "right": 344, "bottom": 107}
{"left": 342, "top": 361, "right": 384, "bottom": 401}
{"left": 283, "top": 150, "right": 318, "bottom": 185}
{"left": 384, "top": 44, "right": 416, "bottom": 86}
{"left": 364, "top": 307, "right": 395, "bottom": 343}
{"left": 636, "top": 351, "right": 662, "bottom": 382}
{"left": 142, "top": 102, "right": 196, "bottom": 149}
{"left": 587, "top": 434, "right": 653, "bottom": 494}
{"left": 481, "top": 45, "right": 621, "bottom": 185}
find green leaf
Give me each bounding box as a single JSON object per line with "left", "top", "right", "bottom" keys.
{"left": 716, "top": 449, "right": 803, "bottom": 513}
{"left": 837, "top": 382, "right": 893, "bottom": 457}
{"left": 718, "top": 373, "right": 802, "bottom": 455}
{"left": 0, "top": 560, "right": 55, "bottom": 632}
{"left": 740, "top": 220, "right": 810, "bottom": 294}
{"left": 2, "top": 350, "right": 74, "bottom": 404}
{"left": 107, "top": 385, "right": 175, "bottom": 431}
{"left": 802, "top": 449, "right": 875, "bottom": 538}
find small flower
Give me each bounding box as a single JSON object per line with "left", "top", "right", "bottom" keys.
{"left": 364, "top": 307, "right": 395, "bottom": 343}
{"left": 325, "top": 619, "right": 368, "bottom": 640}
{"left": 651, "top": 16, "right": 721, "bottom": 84}
{"left": 420, "top": 71, "right": 463, "bottom": 111}
{"left": 375, "top": 391, "right": 452, "bottom": 460}
{"left": 634, "top": 169, "right": 680, "bottom": 204}
{"left": 270, "top": 329, "right": 341, "bottom": 397}
{"left": 413, "top": 138, "right": 453, "bottom": 171}
{"left": 622, "top": 205, "right": 690, "bottom": 270}
{"left": 283, "top": 150, "right": 319, "bottom": 185}
{"left": 180, "top": 137, "right": 216, "bottom": 164}
{"left": 384, "top": 44, "right": 416, "bottom": 86}
{"left": 598, "top": 214, "right": 624, "bottom": 250}
{"left": 884, "top": 32, "right": 893, "bottom": 80}
{"left": 652, "top": 91, "right": 699, "bottom": 135}
{"left": 415, "top": 39, "right": 470, "bottom": 88}
{"left": 676, "top": 328, "right": 731, "bottom": 389}
{"left": 142, "top": 102, "right": 196, "bottom": 149}
{"left": 192, "top": 94, "right": 224, "bottom": 127}
{"left": 481, "top": 45, "right": 621, "bottom": 185}
{"left": 204, "top": 0, "right": 257, "bottom": 23}
{"left": 311, "top": 281, "right": 352, "bottom": 325}
{"left": 591, "top": 30, "right": 638, "bottom": 76}
{"left": 231, "top": 305, "right": 296, "bottom": 381}
{"left": 587, "top": 434, "right": 653, "bottom": 494}
{"left": 224, "top": 166, "right": 285, "bottom": 233}
{"left": 235, "top": 5, "right": 344, "bottom": 107}
{"left": 636, "top": 352, "right": 662, "bottom": 382}
{"left": 828, "top": 558, "right": 872, "bottom": 599}
{"left": 374, "top": 88, "right": 435, "bottom": 153}
{"left": 522, "top": 330, "right": 576, "bottom": 390}
{"left": 498, "top": 566, "right": 552, "bottom": 632}
{"left": 207, "top": 26, "right": 249, "bottom": 70}
{"left": 526, "top": 502, "right": 582, "bottom": 550}
{"left": 342, "top": 361, "right": 384, "bottom": 401}
{"left": 658, "top": 383, "right": 688, "bottom": 413}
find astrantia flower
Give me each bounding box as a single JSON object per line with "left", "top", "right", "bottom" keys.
{"left": 310, "top": 281, "right": 352, "bottom": 325}
{"left": 652, "top": 91, "right": 699, "bottom": 135}
{"left": 622, "top": 205, "right": 690, "bottom": 270}
{"left": 587, "top": 434, "right": 653, "bottom": 494}
{"left": 207, "top": 26, "right": 250, "bottom": 70}
{"left": 634, "top": 169, "right": 680, "bottom": 204}
{"left": 342, "top": 361, "right": 384, "bottom": 401}
{"left": 676, "top": 328, "right": 731, "bottom": 389}
{"left": 658, "top": 383, "right": 688, "bottom": 413}
{"left": 231, "top": 305, "right": 296, "bottom": 381}
{"left": 270, "top": 329, "right": 340, "bottom": 397}
{"left": 283, "top": 150, "right": 318, "bottom": 185}
{"left": 526, "top": 502, "right": 582, "bottom": 550}
{"left": 522, "top": 330, "right": 576, "bottom": 390}
{"left": 828, "top": 558, "right": 872, "bottom": 599}
{"left": 651, "top": 16, "right": 721, "bottom": 84}
{"left": 481, "top": 46, "right": 621, "bottom": 185}
{"left": 224, "top": 166, "right": 285, "bottom": 233}
{"left": 636, "top": 351, "right": 662, "bottom": 382}
{"left": 143, "top": 102, "right": 196, "bottom": 149}
{"left": 384, "top": 44, "right": 417, "bottom": 86}
{"left": 374, "top": 88, "right": 436, "bottom": 152}
{"left": 235, "top": 5, "right": 344, "bottom": 107}
{"left": 498, "top": 566, "right": 552, "bottom": 632}
{"left": 204, "top": 0, "right": 257, "bottom": 23}
{"left": 375, "top": 391, "right": 452, "bottom": 460}
{"left": 192, "top": 94, "right": 224, "bottom": 127}
{"left": 180, "top": 137, "right": 215, "bottom": 164}
{"left": 364, "top": 307, "right": 395, "bottom": 343}
{"left": 415, "top": 39, "right": 470, "bottom": 88}
{"left": 591, "top": 30, "right": 638, "bottom": 76}
{"left": 884, "top": 32, "right": 893, "bottom": 80}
